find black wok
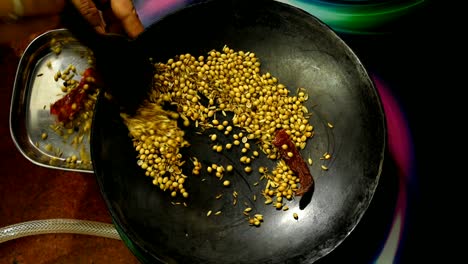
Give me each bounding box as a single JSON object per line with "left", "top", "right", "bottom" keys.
{"left": 90, "top": 0, "right": 386, "bottom": 263}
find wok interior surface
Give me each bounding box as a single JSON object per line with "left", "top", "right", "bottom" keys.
{"left": 91, "top": 0, "right": 386, "bottom": 263}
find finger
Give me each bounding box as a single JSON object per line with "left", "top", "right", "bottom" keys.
{"left": 70, "top": 0, "right": 106, "bottom": 33}
{"left": 0, "top": 15, "right": 60, "bottom": 43}
{"left": 101, "top": 7, "right": 125, "bottom": 35}
{"left": 111, "top": 0, "right": 144, "bottom": 38}
{"left": 0, "top": 0, "right": 65, "bottom": 17}
{"left": 98, "top": 1, "right": 123, "bottom": 33}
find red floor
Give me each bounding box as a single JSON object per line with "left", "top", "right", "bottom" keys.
{"left": 0, "top": 44, "right": 139, "bottom": 263}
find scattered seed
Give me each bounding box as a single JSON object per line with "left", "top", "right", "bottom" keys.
{"left": 44, "top": 144, "right": 53, "bottom": 152}
{"left": 210, "top": 134, "right": 217, "bottom": 141}
{"left": 54, "top": 70, "right": 61, "bottom": 81}
{"left": 321, "top": 165, "right": 328, "bottom": 171}
{"left": 254, "top": 214, "right": 263, "bottom": 221}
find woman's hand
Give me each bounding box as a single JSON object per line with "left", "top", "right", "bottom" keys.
{"left": 70, "top": 0, "right": 144, "bottom": 38}
{"left": 0, "top": 0, "right": 144, "bottom": 43}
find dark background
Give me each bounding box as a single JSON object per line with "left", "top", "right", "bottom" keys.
{"left": 317, "top": 1, "right": 449, "bottom": 262}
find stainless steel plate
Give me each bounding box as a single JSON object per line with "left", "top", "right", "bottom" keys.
{"left": 10, "top": 29, "right": 94, "bottom": 173}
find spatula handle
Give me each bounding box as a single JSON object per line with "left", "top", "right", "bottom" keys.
{"left": 60, "top": 2, "right": 151, "bottom": 114}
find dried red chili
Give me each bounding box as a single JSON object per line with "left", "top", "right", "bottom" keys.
{"left": 272, "top": 129, "right": 314, "bottom": 196}
{"left": 50, "top": 68, "right": 96, "bottom": 122}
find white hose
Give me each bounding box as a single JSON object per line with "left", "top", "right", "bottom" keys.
{"left": 0, "top": 219, "right": 121, "bottom": 243}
